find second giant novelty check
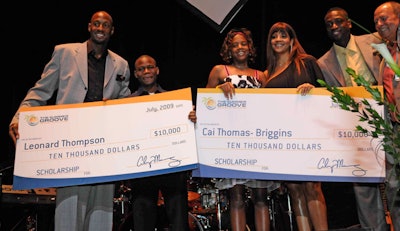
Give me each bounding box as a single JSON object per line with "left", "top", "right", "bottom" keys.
{"left": 13, "top": 88, "right": 198, "bottom": 190}
{"left": 192, "top": 87, "right": 385, "bottom": 183}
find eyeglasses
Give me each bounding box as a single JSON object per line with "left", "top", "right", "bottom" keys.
{"left": 136, "top": 65, "right": 156, "bottom": 72}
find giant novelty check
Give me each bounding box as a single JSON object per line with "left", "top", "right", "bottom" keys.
{"left": 192, "top": 87, "right": 386, "bottom": 183}
{"left": 13, "top": 88, "right": 198, "bottom": 190}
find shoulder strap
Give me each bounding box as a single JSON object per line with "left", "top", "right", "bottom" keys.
{"left": 224, "top": 65, "right": 230, "bottom": 76}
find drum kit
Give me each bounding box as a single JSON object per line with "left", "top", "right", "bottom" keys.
{"left": 113, "top": 178, "right": 294, "bottom": 231}
{"left": 187, "top": 177, "right": 228, "bottom": 231}
{"left": 188, "top": 179, "right": 296, "bottom": 231}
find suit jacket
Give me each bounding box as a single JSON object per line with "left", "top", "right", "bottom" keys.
{"left": 11, "top": 41, "right": 131, "bottom": 125}
{"left": 318, "top": 32, "right": 382, "bottom": 87}
{"left": 376, "top": 56, "right": 400, "bottom": 115}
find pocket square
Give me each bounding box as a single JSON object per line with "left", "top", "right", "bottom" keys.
{"left": 116, "top": 75, "right": 126, "bottom": 81}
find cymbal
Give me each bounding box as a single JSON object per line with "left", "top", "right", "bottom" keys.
{"left": 188, "top": 191, "right": 200, "bottom": 201}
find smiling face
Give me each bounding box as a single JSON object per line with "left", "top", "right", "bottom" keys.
{"left": 374, "top": 3, "right": 400, "bottom": 43}
{"left": 324, "top": 9, "right": 352, "bottom": 47}
{"left": 88, "top": 11, "right": 114, "bottom": 45}
{"left": 270, "top": 30, "right": 292, "bottom": 55}
{"left": 229, "top": 33, "right": 250, "bottom": 63}
{"left": 220, "top": 28, "right": 256, "bottom": 64}
{"left": 134, "top": 55, "right": 159, "bottom": 87}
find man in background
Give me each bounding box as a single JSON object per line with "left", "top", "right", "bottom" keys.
{"left": 318, "top": 7, "right": 387, "bottom": 231}
{"left": 373, "top": 2, "right": 400, "bottom": 230}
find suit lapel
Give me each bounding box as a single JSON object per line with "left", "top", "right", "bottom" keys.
{"left": 326, "top": 48, "right": 346, "bottom": 86}
{"left": 104, "top": 50, "right": 115, "bottom": 88}
{"left": 75, "top": 42, "right": 89, "bottom": 88}
{"left": 355, "top": 34, "right": 381, "bottom": 79}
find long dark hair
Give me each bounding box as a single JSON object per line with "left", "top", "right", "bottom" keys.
{"left": 265, "top": 22, "right": 309, "bottom": 76}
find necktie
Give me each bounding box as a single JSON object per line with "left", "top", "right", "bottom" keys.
{"left": 346, "top": 49, "right": 360, "bottom": 86}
